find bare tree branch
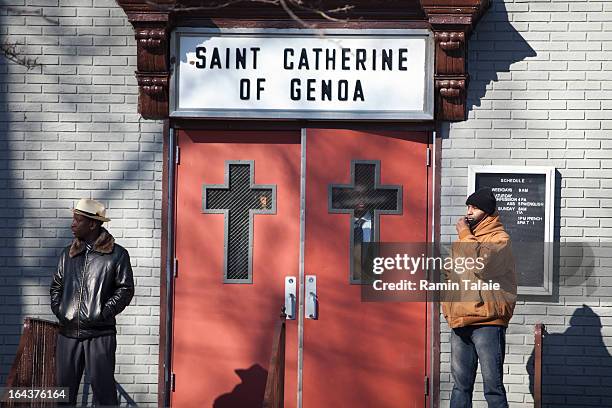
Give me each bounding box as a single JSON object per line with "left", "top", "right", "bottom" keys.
{"left": 1, "top": 40, "right": 39, "bottom": 70}
{"left": 290, "top": 1, "right": 354, "bottom": 22}
{"left": 0, "top": 5, "right": 54, "bottom": 68}
{"left": 0, "top": 1, "right": 353, "bottom": 68}
{"left": 145, "top": 0, "right": 278, "bottom": 12}
{"left": 143, "top": 0, "right": 353, "bottom": 24}
{"left": 278, "top": 0, "right": 316, "bottom": 28}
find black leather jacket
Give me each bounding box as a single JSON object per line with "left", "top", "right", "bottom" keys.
{"left": 50, "top": 228, "right": 134, "bottom": 339}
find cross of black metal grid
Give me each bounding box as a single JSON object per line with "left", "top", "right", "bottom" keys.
{"left": 330, "top": 161, "right": 401, "bottom": 282}
{"left": 203, "top": 162, "right": 274, "bottom": 282}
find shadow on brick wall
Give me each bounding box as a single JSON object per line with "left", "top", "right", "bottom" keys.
{"left": 0, "top": 4, "right": 18, "bottom": 387}
{"left": 0, "top": 4, "right": 72, "bottom": 388}
{"left": 0, "top": 7, "right": 160, "bottom": 407}
{"left": 527, "top": 306, "right": 612, "bottom": 407}
{"left": 466, "top": 0, "right": 536, "bottom": 115}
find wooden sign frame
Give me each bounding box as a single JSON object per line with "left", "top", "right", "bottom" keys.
{"left": 115, "top": 0, "right": 491, "bottom": 122}
{"left": 169, "top": 28, "right": 435, "bottom": 121}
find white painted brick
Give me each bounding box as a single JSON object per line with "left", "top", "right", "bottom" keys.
{"left": 476, "top": 149, "right": 511, "bottom": 159}
{"left": 526, "top": 120, "right": 565, "bottom": 129}
{"left": 549, "top": 110, "right": 583, "bottom": 120}
{"left": 527, "top": 100, "right": 566, "bottom": 109}
{"left": 567, "top": 120, "right": 601, "bottom": 129}
{"left": 585, "top": 130, "right": 611, "bottom": 139}
{"left": 0, "top": 2, "right": 162, "bottom": 403}
{"left": 549, "top": 130, "right": 584, "bottom": 138}
{"left": 526, "top": 139, "right": 566, "bottom": 149}
{"left": 568, "top": 80, "right": 602, "bottom": 90}
{"left": 440, "top": 2, "right": 612, "bottom": 405}
{"left": 550, "top": 90, "right": 584, "bottom": 100}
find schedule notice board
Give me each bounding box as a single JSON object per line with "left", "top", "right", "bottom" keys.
{"left": 468, "top": 166, "right": 555, "bottom": 295}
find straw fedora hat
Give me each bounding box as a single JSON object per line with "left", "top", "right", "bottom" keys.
{"left": 71, "top": 199, "right": 111, "bottom": 223}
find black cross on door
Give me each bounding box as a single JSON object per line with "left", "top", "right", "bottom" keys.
{"left": 203, "top": 161, "right": 276, "bottom": 283}
{"left": 329, "top": 160, "right": 402, "bottom": 283}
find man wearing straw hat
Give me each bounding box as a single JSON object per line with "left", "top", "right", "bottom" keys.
{"left": 50, "top": 199, "right": 134, "bottom": 406}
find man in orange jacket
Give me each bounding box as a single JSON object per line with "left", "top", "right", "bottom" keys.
{"left": 442, "top": 187, "right": 517, "bottom": 408}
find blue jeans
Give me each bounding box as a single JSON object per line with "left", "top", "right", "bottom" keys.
{"left": 450, "top": 325, "right": 508, "bottom": 408}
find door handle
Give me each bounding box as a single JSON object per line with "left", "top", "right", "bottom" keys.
{"left": 305, "top": 275, "right": 317, "bottom": 319}
{"left": 285, "top": 276, "right": 296, "bottom": 320}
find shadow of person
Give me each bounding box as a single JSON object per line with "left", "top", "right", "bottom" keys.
{"left": 527, "top": 306, "right": 612, "bottom": 407}
{"left": 213, "top": 364, "right": 268, "bottom": 408}
{"left": 466, "top": 0, "right": 537, "bottom": 114}
{"left": 81, "top": 375, "right": 138, "bottom": 407}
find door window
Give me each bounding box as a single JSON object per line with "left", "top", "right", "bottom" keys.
{"left": 203, "top": 160, "right": 276, "bottom": 283}
{"left": 329, "top": 160, "right": 402, "bottom": 283}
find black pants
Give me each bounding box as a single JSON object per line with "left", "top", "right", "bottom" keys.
{"left": 55, "top": 333, "right": 118, "bottom": 407}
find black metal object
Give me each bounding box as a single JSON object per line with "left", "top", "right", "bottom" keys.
{"left": 204, "top": 162, "right": 274, "bottom": 282}
{"left": 331, "top": 163, "right": 400, "bottom": 215}
{"left": 330, "top": 161, "right": 402, "bottom": 282}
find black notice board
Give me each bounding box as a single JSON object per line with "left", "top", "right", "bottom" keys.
{"left": 473, "top": 170, "right": 553, "bottom": 292}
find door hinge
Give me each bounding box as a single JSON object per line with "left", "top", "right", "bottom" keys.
{"left": 171, "top": 372, "right": 176, "bottom": 392}
{"left": 424, "top": 375, "right": 429, "bottom": 395}
{"left": 426, "top": 146, "right": 431, "bottom": 167}
{"left": 174, "top": 258, "right": 178, "bottom": 278}
{"left": 175, "top": 146, "right": 180, "bottom": 165}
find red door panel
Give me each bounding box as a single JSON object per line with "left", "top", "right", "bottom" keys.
{"left": 171, "top": 128, "right": 430, "bottom": 408}
{"left": 302, "top": 129, "right": 429, "bottom": 408}
{"left": 172, "top": 130, "right": 301, "bottom": 408}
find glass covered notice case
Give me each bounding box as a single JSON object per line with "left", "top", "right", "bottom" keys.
{"left": 468, "top": 166, "right": 556, "bottom": 295}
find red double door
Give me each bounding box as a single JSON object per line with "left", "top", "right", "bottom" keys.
{"left": 172, "top": 128, "right": 431, "bottom": 408}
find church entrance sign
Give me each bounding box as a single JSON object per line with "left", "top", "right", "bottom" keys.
{"left": 169, "top": 28, "right": 434, "bottom": 120}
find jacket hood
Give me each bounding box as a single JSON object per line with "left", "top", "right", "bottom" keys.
{"left": 471, "top": 211, "right": 506, "bottom": 238}
{"left": 69, "top": 227, "right": 115, "bottom": 258}
{"left": 443, "top": 210, "right": 516, "bottom": 329}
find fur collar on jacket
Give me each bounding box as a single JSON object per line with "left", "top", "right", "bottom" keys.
{"left": 69, "top": 227, "right": 115, "bottom": 258}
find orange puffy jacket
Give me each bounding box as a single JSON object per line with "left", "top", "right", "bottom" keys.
{"left": 441, "top": 212, "right": 517, "bottom": 329}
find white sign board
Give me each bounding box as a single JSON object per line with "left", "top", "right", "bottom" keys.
{"left": 170, "top": 28, "right": 433, "bottom": 120}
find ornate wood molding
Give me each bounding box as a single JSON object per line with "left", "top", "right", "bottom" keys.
{"left": 436, "top": 78, "right": 465, "bottom": 99}
{"left": 132, "top": 20, "right": 170, "bottom": 119}
{"left": 116, "top": 1, "right": 172, "bottom": 119}
{"left": 116, "top": 0, "right": 490, "bottom": 121}
{"left": 433, "top": 29, "right": 469, "bottom": 121}
{"left": 136, "top": 73, "right": 168, "bottom": 118}
{"left": 435, "top": 31, "right": 465, "bottom": 51}
{"left": 435, "top": 77, "right": 467, "bottom": 120}
{"left": 421, "top": 0, "right": 489, "bottom": 121}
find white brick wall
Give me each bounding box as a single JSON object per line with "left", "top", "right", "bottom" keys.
{"left": 440, "top": 0, "right": 612, "bottom": 406}
{"left": 0, "top": 1, "right": 162, "bottom": 406}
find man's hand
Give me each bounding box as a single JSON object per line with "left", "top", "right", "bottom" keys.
{"left": 455, "top": 217, "right": 470, "bottom": 235}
